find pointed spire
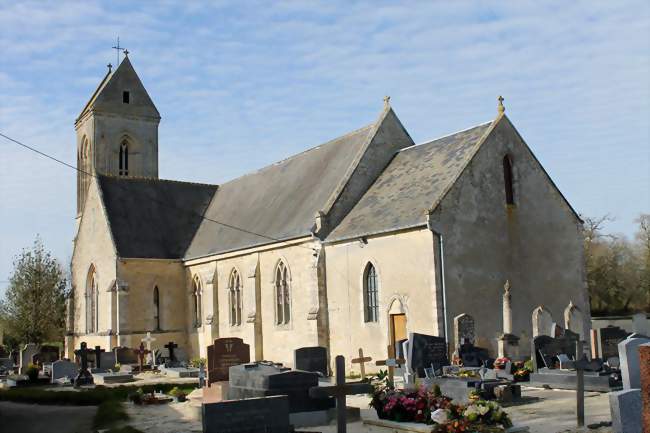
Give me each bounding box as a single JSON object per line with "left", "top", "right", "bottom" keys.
{"left": 497, "top": 95, "right": 505, "bottom": 114}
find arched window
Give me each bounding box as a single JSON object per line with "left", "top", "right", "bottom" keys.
{"left": 275, "top": 261, "right": 290, "bottom": 325}
{"left": 119, "top": 140, "right": 129, "bottom": 176}
{"left": 192, "top": 275, "right": 202, "bottom": 328}
{"left": 228, "top": 269, "right": 242, "bottom": 326}
{"left": 363, "top": 263, "right": 379, "bottom": 322}
{"left": 153, "top": 286, "right": 160, "bottom": 330}
{"left": 86, "top": 266, "right": 98, "bottom": 333}
{"left": 503, "top": 155, "right": 515, "bottom": 205}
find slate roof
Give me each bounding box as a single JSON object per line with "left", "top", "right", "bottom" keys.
{"left": 184, "top": 125, "right": 374, "bottom": 259}
{"left": 97, "top": 176, "right": 217, "bottom": 259}
{"left": 326, "top": 122, "right": 493, "bottom": 242}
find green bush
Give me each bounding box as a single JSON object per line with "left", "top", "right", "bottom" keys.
{"left": 189, "top": 357, "right": 206, "bottom": 368}
{"left": 0, "top": 383, "right": 199, "bottom": 406}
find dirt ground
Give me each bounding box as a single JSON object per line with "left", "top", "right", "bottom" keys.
{"left": 0, "top": 401, "right": 96, "bottom": 433}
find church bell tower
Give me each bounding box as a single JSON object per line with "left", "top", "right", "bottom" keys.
{"left": 75, "top": 54, "right": 160, "bottom": 217}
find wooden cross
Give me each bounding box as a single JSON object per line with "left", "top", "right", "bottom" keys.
{"left": 351, "top": 348, "right": 372, "bottom": 380}
{"left": 134, "top": 342, "right": 150, "bottom": 371}
{"left": 93, "top": 345, "right": 105, "bottom": 369}
{"left": 164, "top": 341, "right": 178, "bottom": 362}
{"left": 375, "top": 344, "right": 405, "bottom": 388}
{"left": 309, "top": 355, "right": 373, "bottom": 433}
{"left": 142, "top": 332, "right": 157, "bottom": 367}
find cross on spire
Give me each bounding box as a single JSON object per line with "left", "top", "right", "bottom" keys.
{"left": 112, "top": 36, "right": 128, "bottom": 66}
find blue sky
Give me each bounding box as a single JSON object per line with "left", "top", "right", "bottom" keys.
{"left": 0, "top": 1, "right": 649, "bottom": 296}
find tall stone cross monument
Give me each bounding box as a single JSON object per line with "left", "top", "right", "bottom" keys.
{"left": 498, "top": 280, "right": 520, "bottom": 358}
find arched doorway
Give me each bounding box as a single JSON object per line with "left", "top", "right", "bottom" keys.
{"left": 388, "top": 298, "right": 408, "bottom": 357}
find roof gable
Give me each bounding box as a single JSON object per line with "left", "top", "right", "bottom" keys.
{"left": 77, "top": 57, "right": 159, "bottom": 123}
{"left": 98, "top": 176, "right": 217, "bottom": 258}
{"left": 326, "top": 121, "right": 493, "bottom": 242}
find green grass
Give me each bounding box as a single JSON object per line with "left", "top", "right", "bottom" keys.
{"left": 0, "top": 383, "right": 199, "bottom": 406}
{"left": 93, "top": 399, "right": 129, "bottom": 429}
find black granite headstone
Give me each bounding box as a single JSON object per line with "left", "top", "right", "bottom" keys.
{"left": 459, "top": 342, "right": 490, "bottom": 367}
{"left": 598, "top": 326, "right": 630, "bottom": 360}
{"left": 202, "top": 395, "right": 289, "bottom": 433}
{"left": 531, "top": 331, "right": 579, "bottom": 372}
{"left": 407, "top": 332, "right": 449, "bottom": 377}
{"left": 294, "top": 346, "right": 328, "bottom": 376}
{"left": 229, "top": 362, "right": 334, "bottom": 413}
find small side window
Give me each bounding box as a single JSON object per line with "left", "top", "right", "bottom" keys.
{"left": 122, "top": 91, "right": 130, "bottom": 104}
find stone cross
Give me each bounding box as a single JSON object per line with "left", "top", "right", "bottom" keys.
{"left": 135, "top": 342, "right": 150, "bottom": 371}
{"left": 93, "top": 346, "right": 105, "bottom": 369}
{"left": 502, "top": 280, "right": 512, "bottom": 334}
{"left": 351, "top": 348, "right": 372, "bottom": 380}
{"left": 309, "top": 355, "right": 373, "bottom": 433}
{"left": 375, "top": 344, "right": 405, "bottom": 388}
{"left": 142, "top": 332, "right": 157, "bottom": 367}
{"left": 498, "top": 95, "right": 505, "bottom": 114}
{"left": 164, "top": 341, "right": 178, "bottom": 362}
{"left": 74, "top": 342, "right": 93, "bottom": 386}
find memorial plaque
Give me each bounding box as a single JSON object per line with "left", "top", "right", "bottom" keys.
{"left": 294, "top": 346, "right": 327, "bottom": 376}
{"left": 407, "top": 332, "right": 449, "bottom": 377}
{"left": 207, "top": 337, "right": 250, "bottom": 385}
{"left": 202, "top": 395, "right": 289, "bottom": 433}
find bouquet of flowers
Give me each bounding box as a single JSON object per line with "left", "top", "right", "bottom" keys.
{"left": 493, "top": 357, "right": 511, "bottom": 370}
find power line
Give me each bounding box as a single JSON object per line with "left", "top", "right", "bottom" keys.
{"left": 0, "top": 132, "right": 318, "bottom": 254}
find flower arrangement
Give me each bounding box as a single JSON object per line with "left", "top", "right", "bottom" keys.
{"left": 512, "top": 360, "right": 532, "bottom": 382}
{"left": 493, "top": 357, "right": 510, "bottom": 370}
{"left": 369, "top": 374, "right": 512, "bottom": 432}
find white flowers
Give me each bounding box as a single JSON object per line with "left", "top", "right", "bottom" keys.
{"left": 430, "top": 408, "right": 449, "bottom": 424}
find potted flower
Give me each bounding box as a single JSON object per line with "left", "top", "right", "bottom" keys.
{"left": 26, "top": 363, "right": 39, "bottom": 382}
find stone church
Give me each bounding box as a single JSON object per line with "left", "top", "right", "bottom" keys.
{"left": 65, "top": 56, "right": 590, "bottom": 370}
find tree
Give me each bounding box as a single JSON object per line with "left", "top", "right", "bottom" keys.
{"left": 636, "top": 214, "right": 650, "bottom": 310}
{"left": 0, "top": 237, "right": 67, "bottom": 346}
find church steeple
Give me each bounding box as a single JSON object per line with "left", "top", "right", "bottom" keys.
{"left": 75, "top": 57, "right": 160, "bottom": 216}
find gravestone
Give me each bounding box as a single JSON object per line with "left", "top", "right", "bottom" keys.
{"left": 19, "top": 343, "right": 38, "bottom": 374}
{"left": 597, "top": 326, "right": 630, "bottom": 360}
{"left": 531, "top": 331, "right": 579, "bottom": 372}
{"left": 164, "top": 341, "right": 179, "bottom": 365}
{"left": 51, "top": 359, "right": 79, "bottom": 383}
{"left": 407, "top": 332, "right": 449, "bottom": 377}
{"left": 618, "top": 335, "right": 650, "bottom": 389}
{"left": 294, "top": 346, "right": 328, "bottom": 376}
{"left": 229, "top": 362, "right": 334, "bottom": 413}
{"left": 632, "top": 313, "right": 648, "bottom": 335}
{"left": 114, "top": 346, "right": 138, "bottom": 365}
{"left": 640, "top": 343, "right": 650, "bottom": 432}
{"left": 33, "top": 345, "right": 59, "bottom": 365}
{"left": 458, "top": 341, "right": 490, "bottom": 367}
{"left": 609, "top": 389, "right": 642, "bottom": 433}
{"left": 532, "top": 306, "right": 553, "bottom": 337}
{"left": 202, "top": 395, "right": 289, "bottom": 433}
{"left": 453, "top": 314, "right": 475, "bottom": 349}
{"left": 207, "top": 337, "right": 250, "bottom": 385}
{"left": 100, "top": 351, "right": 117, "bottom": 370}
{"left": 74, "top": 342, "right": 93, "bottom": 386}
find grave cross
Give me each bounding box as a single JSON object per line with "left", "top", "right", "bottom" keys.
{"left": 351, "top": 348, "right": 372, "bottom": 380}
{"left": 74, "top": 342, "right": 93, "bottom": 386}
{"left": 574, "top": 340, "right": 588, "bottom": 428}
{"left": 164, "top": 341, "right": 178, "bottom": 362}
{"left": 310, "top": 355, "right": 373, "bottom": 433}
{"left": 375, "top": 344, "right": 405, "bottom": 388}
{"left": 142, "top": 332, "right": 157, "bottom": 367}
{"left": 93, "top": 346, "right": 105, "bottom": 369}
{"left": 134, "top": 342, "right": 150, "bottom": 372}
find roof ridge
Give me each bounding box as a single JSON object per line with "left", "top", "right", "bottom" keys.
{"left": 98, "top": 174, "right": 218, "bottom": 188}
{"left": 219, "top": 123, "right": 374, "bottom": 187}
{"left": 399, "top": 120, "right": 494, "bottom": 153}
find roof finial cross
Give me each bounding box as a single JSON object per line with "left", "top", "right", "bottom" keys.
{"left": 112, "top": 36, "right": 127, "bottom": 66}
{"left": 123, "top": 49, "right": 129, "bottom": 57}
{"left": 383, "top": 95, "right": 391, "bottom": 107}
{"left": 497, "top": 95, "right": 505, "bottom": 114}
{"left": 107, "top": 63, "right": 112, "bottom": 72}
